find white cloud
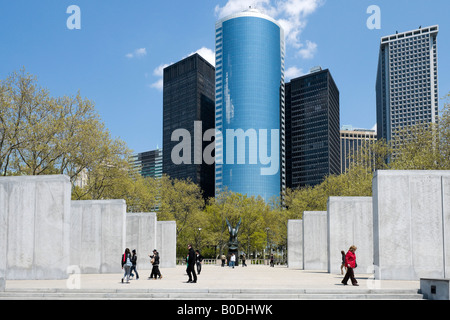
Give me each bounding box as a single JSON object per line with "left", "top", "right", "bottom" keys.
{"left": 215, "top": 0, "right": 323, "bottom": 59}
{"left": 153, "top": 63, "right": 170, "bottom": 77}
{"left": 285, "top": 66, "right": 304, "bottom": 81}
{"left": 150, "top": 63, "right": 170, "bottom": 91}
{"left": 298, "top": 40, "right": 317, "bottom": 59}
{"left": 150, "top": 78, "right": 164, "bottom": 91}
{"left": 126, "top": 48, "right": 147, "bottom": 59}
{"left": 215, "top": 0, "right": 276, "bottom": 20}
{"left": 187, "top": 47, "right": 216, "bottom": 67}
{"left": 371, "top": 123, "right": 377, "bottom": 132}
{"left": 150, "top": 47, "right": 215, "bottom": 91}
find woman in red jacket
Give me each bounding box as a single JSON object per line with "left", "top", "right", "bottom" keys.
{"left": 341, "top": 245, "right": 359, "bottom": 286}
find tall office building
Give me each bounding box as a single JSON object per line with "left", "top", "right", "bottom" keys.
{"left": 162, "top": 53, "right": 215, "bottom": 199}
{"left": 340, "top": 127, "right": 377, "bottom": 173}
{"left": 215, "top": 8, "right": 285, "bottom": 202}
{"left": 132, "top": 148, "right": 163, "bottom": 178}
{"left": 285, "top": 67, "right": 340, "bottom": 189}
{"left": 376, "top": 25, "right": 439, "bottom": 143}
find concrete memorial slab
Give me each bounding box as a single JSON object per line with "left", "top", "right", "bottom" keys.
{"left": 126, "top": 212, "right": 157, "bottom": 270}
{"left": 287, "top": 220, "right": 303, "bottom": 269}
{"left": 70, "top": 200, "right": 126, "bottom": 274}
{"left": 156, "top": 221, "right": 177, "bottom": 268}
{"left": 0, "top": 175, "right": 71, "bottom": 280}
{"left": 373, "top": 170, "right": 450, "bottom": 280}
{"left": 303, "top": 212, "right": 327, "bottom": 271}
{"left": 327, "top": 197, "right": 373, "bottom": 275}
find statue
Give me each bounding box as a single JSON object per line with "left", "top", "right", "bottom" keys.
{"left": 226, "top": 218, "right": 241, "bottom": 266}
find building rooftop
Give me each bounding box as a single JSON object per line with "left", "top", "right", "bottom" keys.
{"left": 381, "top": 25, "right": 438, "bottom": 45}
{"left": 216, "top": 6, "right": 283, "bottom": 32}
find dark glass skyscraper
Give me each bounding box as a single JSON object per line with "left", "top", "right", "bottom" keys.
{"left": 215, "top": 8, "right": 285, "bottom": 202}
{"left": 285, "top": 68, "right": 340, "bottom": 189}
{"left": 162, "top": 53, "right": 215, "bottom": 199}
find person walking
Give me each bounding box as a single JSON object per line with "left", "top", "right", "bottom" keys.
{"left": 269, "top": 253, "right": 274, "bottom": 267}
{"left": 220, "top": 254, "right": 226, "bottom": 267}
{"left": 149, "top": 249, "right": 163, "bottom": 280}
{"left": 121, "top": 248, "right": 132, "bottom": 283}
{"left": 130, "top": 249, "right": 139, "bottom": 280}
{"left": 340, "top": 250, "right": 347, "bottom": 275}
{"left": 241, "top": 253, "right": 247, "bottom": 267}
{"left": 341, "top": 245, "right": 358, "bottom": 286}
{"left": 230, "top": 253, "right": 236, "bottom": 268}
{"left": 195, "top": 250, "right": 203, "bottom": 275}
{"left": 186, "top": 244, "right": 197, "bottom": 283}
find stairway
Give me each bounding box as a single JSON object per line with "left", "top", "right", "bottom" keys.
{"left": 0, "top": 287, "right": 424, "bottom": 300}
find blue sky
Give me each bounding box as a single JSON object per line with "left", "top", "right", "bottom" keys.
{"left": 0, "top": 0, "right": 449, "bottom": 154}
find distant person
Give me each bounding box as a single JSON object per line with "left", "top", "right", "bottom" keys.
{"left": 341, "top": 245, "right": 358, "bottom": 286}
{"left": 241, "top": 253, "right": 247, "bottom": 267}
{"left": 340, "top": 250, "right": 347, "bottom": 275}
{"left": 121, "top": 248, "right": 132, "bottom": 283}
{"left": 230, "top": 253, "right": 236, "bottom": 268}
{"left": 220, "top": 254, "right": 226, "bottom": 267}
{"left": 270, "top": 254, "right": 274, "bottom": 267}
{"left": 195, "top": 250, "right": 203, "bottom": 275}
{"left": 186, "top": 244, "right": 197, "bottom": 283}
{"left": 130, "top": 249, "right": 139, "bottom": 280}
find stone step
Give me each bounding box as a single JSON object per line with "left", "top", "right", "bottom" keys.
{"left": 0, "top": 288, "right": 424, "bottom": 300}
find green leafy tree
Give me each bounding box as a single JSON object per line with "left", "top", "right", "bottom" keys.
{"left": 0, "top": 69, "right": 131, "bottom": 200}
{"left": 391, "top": 94, "right": 450, "bottom": 170}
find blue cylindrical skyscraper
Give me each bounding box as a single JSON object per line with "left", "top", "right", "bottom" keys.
{"left": 215, "top": 8, "right": 285, "bottom": 202}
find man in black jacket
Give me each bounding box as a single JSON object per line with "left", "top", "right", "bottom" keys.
{"left": 186, "top": 244, "right": 197, "bottom": 283}
{"left": 195, "top": 250, "right": 203, "bottom": 275}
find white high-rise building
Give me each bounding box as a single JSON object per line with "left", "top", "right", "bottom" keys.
{"left": 376, "top": 25, "right": 439, "bottom": 142}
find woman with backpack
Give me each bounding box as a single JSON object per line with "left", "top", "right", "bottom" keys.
{"left": 121, "top": 248, "right": 133, "bottom": 283}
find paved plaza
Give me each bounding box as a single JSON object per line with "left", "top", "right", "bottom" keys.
{"left": 1, "top": 264, "right": 423, "bottom": 300}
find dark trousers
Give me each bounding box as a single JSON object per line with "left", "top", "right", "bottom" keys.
{"left": 150, "top": 265, "right": 161, "bottom": 278}
{"left": 342, "top": 267, "right": 358, "bottom": 285}
{"left": 130, "top": 265, "right": 139, "bottom": 279}
{"left": 196, "top": 262, "right": 202, "bottom": 274}
{"left": 187, "top": 265, "right": 197, "bottom": 282}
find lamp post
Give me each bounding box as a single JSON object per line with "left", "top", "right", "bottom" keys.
{"left": 197, "top": 227, "right": 202, "bottom": 251}
{"left": 265, "top": 227, "right": 270, "bottom": 260}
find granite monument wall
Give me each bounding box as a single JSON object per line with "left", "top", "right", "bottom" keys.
{"left": 0, "top": 175, "right": 71, "bottom": 280}
{"left": 70, "top": 200, "right": 127, "bottom": 274}
{"left": 287, "top": 220, "right": 303, "bottom": 269}
{"left": 156, "top": 221, "right": 177, "bottom": 268}
{"left": 126, "top": 212, "right": 157, "bottom": 270}
{"left": 373, "top": 170, "right": 450, "bottom": 280}
{"left": 303, "top": 212, "right": 327, "bottom": 271}
{"left": 327, "top": 197, "right": 373, "bottom": 274}
{"left": 0, "top": 175, "right": 177, "bottom": 280}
